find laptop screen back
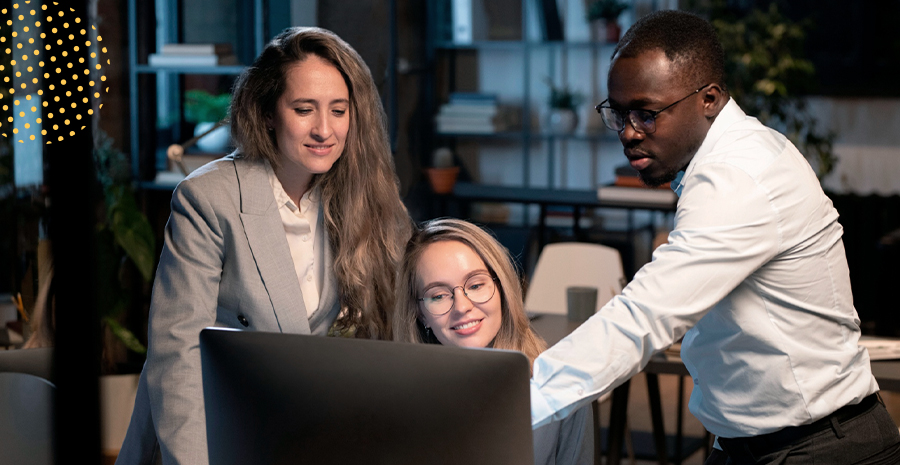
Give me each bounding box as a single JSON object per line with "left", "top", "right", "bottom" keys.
{"left": 200, "top": 328, "right": 534, "bottom": 465}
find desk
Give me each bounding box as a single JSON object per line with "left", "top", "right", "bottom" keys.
{"left": 451, "top": 182, "right": 675, "bottom": 249}
{"left": 530, "top": 314, "right": 703, "bottom": 465}
{"left": 530, "top": 314, "right": 900, "bottom": 465}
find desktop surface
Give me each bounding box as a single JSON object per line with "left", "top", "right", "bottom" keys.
{"left": 200, "top": 328, "right": 534, "bottom": 465}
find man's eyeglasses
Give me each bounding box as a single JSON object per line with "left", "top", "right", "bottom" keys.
{"left": 595, "top": 83, "right": 712, "bottom": 134}
{"left": 417, "top": 273, "right": 498, "bottom": 316}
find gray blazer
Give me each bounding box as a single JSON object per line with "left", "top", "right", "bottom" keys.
{"left": 116, "top": 155, "right": 341, "bottom": 465}
{"left": 532, "top": 403, "right": 594, "bottom": 465}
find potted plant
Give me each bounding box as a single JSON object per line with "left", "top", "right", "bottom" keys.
{"left": 184, "top": 90, "right": 232, "bottom": 153}
{"left": 545, "top": 78, "right": 584, "bottom": 134}
{"left": 424, "top": 147, "right": 460, "bottom": 194}
{"left": 586, "top": 0, "right": 629, "bottom": 42}
{"left": 708, "top": 2, "right": 836, "bottom": 178}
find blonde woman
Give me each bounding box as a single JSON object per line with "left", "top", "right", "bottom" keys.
{"left": 118, "top": 27, "right": 412, "bottom": 464}
{"left": 394, "top": 218, "right": 593, "bottom": 465}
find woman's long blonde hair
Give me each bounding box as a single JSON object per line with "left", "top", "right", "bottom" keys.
{"left": 231, "top": 27, "right": 412, "bottom": 339}
{"left": 393, "top": 219, "right": 547, "bottom": 369}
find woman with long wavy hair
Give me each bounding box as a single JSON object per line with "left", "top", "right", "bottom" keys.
{"left": 117, "top": 27, "right": 412, "bottom": 465}
{"left": 393, "top": 218, "right": 593, "bottom": 465}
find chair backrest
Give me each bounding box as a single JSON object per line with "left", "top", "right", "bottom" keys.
{"left": 0, "top": 347, "right": 53, "bottom": 382}
{"left": 0, "top": 348, "right": 55, "bottom": 465}
{"left": 524, "top": 242, "right": 626, "bottom": 316}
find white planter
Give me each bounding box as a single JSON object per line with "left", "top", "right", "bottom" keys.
{"left": 194, "top": 122, "right": 231, "bottom": 153}
{"left": 547, "top": 108, "right": 578, "bottom": 134}
{"left": 100, "top": 374, "right": 140, "bottom": 454}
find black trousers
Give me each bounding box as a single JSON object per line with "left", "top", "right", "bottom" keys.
{"left": 704, "top": 394, "right": 900, "bottom": 465}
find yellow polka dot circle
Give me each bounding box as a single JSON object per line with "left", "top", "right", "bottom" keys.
{"left": 0, "top": 1, "right": 107, "bottom": 144}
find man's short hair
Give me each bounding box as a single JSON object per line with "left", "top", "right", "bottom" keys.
{"left": 612, "top": 10, "right": 726, "bottom": 92}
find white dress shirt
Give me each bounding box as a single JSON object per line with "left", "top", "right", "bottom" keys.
{"left": 265, "top": 161, "right": 324, "bottom": 317}
{"left": 530, "top": 99, "right": 878, "bottom": 438}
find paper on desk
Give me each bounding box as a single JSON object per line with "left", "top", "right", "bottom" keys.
{"left": 859, "top": 336, "right": 900, "bottom": 361}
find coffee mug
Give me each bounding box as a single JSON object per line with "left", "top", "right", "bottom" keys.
{"left": 567, "top": 286, "right": 598, "bottom": 323}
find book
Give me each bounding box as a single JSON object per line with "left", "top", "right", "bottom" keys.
{"left": 439, "top": 104, "right": 499, "bottom": 115}
{"left": 148, "top": 53, "right": 239, "bottom": 67}
{"left": 483, "top": 0, "right": 522, "bottom": 40}
{"left": 448, "top": 92, "right": 498, "bottom": 105}
{"left": 435, "top": 114, "right": 498, "bottom": 126}
{"left": 451, "top": 0, "right": 473, "bottom": 43}
{"left": 615, "top": 164, "right": 639, "bottom": 177}
{"left": 436, "top": 104, "right": 519, "bottom": 133}
{"left": 612, "top": 164, "right": 671, "bottom": 189}
{"left": 597, "top": 185, "right": 678, "bottom": 206}
{"left": 160, "top": 43, "right": 233, "bottom": 56}
{"left": 436, "top": 122, "right": 497, "bottom": 134}
{"left": 538, "top": 0, "right": 564, "bottom": 41}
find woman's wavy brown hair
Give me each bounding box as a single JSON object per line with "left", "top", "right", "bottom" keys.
{"left": 231, "top": 27, "right": 412, "bottom": 339}
{"left": 393, "top": 219, "right": 547, "bottom": 371}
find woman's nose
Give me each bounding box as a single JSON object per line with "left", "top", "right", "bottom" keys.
{"left": 310, "top": 113, "right": 332, "bottom": 140}
{"left": 451, "top": 287, "right": 474, "bottom": 313}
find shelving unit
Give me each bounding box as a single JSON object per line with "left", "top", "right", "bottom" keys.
{"left": 126, "top": 0, "right": 285, "bottom": 189}
{"left": 424, "top": 0, "right": 627, "bottom": 228}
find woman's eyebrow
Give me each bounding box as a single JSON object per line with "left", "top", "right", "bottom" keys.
{"left": 286, "top": 98, "right": 350, "bottom": 106}
{"left": 420, "top": 269, "right": 491, "bottom": 292}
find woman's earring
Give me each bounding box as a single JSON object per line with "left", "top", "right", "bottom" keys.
{"left": 424, "top": 326, "right": 432, "bottom": 339}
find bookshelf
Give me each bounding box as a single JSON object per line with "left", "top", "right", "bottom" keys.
{"left": 423, "top": 0, "right": 632, "bottom": 227}
{"left": 127, "top": 0, "right": 291, "bottom": 188}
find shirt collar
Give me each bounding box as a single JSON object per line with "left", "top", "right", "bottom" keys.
{"left": 674, "top": 98, "right": 747, "bottom": 195}
{"left": 264, "top": 160, "right": 316, "bottom": 214}
{"left": 671, "top": 171, "right": 686, "bottom": 197}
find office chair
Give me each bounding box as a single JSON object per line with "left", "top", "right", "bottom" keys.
{"left": 524, "top": 242, "right": 626, "bottom": 316}
{"left": 524, "top": 242, "right": 634, "bottom": 464}
{"left": 0, "top": 347, "right": 54, "bottom": 465}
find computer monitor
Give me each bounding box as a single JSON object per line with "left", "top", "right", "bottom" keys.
{"left": 200, "top": 328, "right": 534, "bottom": 465}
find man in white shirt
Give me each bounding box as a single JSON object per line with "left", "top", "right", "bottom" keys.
{"left": 530, "top": 10, "right": 900, "bottom": 464}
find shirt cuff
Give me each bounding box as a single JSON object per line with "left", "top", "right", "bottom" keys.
{"left": 530, "top": 379, "right": 556, "bottom": 429}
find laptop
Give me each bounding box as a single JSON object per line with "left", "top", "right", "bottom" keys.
{"left": 200, "top": 328, "right": 534, "bottom": 465}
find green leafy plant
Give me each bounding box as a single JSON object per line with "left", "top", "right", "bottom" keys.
{"left": 586, "top": 0, "right": 629, "bottom": 22}
{"left": 545, "top": 78, "right": 584, "bottom": 110}
{"left": 93, "top": 131, "right": 155, "bottom": 356}
{"left": 184, "top": 90, "right": 231, "bottom": 123}
{"left": 703, "top": 2, "right": 837, "bottom": 178}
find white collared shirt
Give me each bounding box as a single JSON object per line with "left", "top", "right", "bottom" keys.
{"left": 265, "top": 161, "right": 323, "bottom": 317}
{"left": 530, "top": 99, "right": 878, "bottom": 438}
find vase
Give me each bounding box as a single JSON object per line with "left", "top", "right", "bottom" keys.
{"left": 425, "top": 167, "right": 460, "bottom": 194}
{"left": 547, "top": 108, "right": 578, "bottom": 134}
{"left": 194, "top": 121, "right": 232, "bottom": 153}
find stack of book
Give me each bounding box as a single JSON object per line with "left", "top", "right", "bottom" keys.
{"left": 859, "top": 336, "right": 900, "bottom": 360}
{"left": 435, "top": 93, "right": 518, "bottom": 134}
{"left": 148, "top": 43, "right": 238, "bottom": 67}
{"left": 597, "top": 164, "right": 678, "bottom": 206}
{"left": 613, "top": 164, "right": 670, "bottom": 189}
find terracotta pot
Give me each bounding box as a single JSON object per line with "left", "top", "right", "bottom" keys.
{"left": 605, "top": 20, "right": 621, "bottom": 42}
{"left": 590, "top": 20, "right": 621, "bottom": 42}
{"left": 425, "top": 167, "right": 460, "bottom": 194}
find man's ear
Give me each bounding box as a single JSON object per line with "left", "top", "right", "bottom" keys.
{"left": 701, "top": 84, "right": 728, "bottom": 119}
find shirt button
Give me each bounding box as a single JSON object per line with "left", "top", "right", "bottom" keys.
{"left": 302, "top": 235, "right": 309, "bottom": 242}
{"left": 237, "top": 315, "right": 249, "bottom": 327}
{"left": 577, "top": 389, "right": 584, "bottom": 395}
{"left": 693, "top": 378, "right": 699, "bottom": 385}
{"left": 306, "top": 274, "right": 313, "bottom": 282}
